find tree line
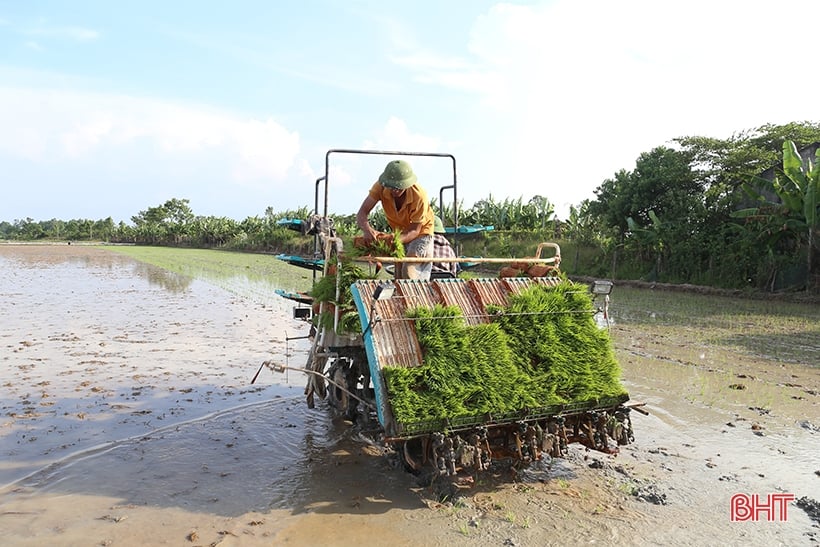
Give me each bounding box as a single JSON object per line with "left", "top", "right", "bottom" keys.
{"left": 2, "top": 122, "right": 818, "bottom": 293}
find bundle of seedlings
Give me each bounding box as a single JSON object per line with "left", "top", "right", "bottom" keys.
{"left": 309, "top": 233, "right": 404, "bottom": 334}
{"left": 309, "top": 259, "right": 374, "bottom": 333}
{"left": 382, "top": 281, "right": 627, "bottom": 425}
{"left": 351, "top": 230, "right": 405, "bottom": 258}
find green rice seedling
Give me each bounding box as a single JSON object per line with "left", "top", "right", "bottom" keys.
{"left": 383, "top": 281, "right": 628, "bottom": 425}
{"left": 310, "top": 260, "right": 377, "bottom": 333}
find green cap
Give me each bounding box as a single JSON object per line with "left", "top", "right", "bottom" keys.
{"left": 433, "top": 216, "right": 445, "bottom": 234}
{"left": 378, "top": 160, "right": 417, "bottom": 189}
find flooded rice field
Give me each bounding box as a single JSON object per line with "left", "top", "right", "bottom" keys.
{"left": 1, "top": 243, "right": 818, "bottom": 546}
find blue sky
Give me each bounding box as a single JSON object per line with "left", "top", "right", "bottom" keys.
{"left": 2, "top": 0, "right": 819, "bottom": 224}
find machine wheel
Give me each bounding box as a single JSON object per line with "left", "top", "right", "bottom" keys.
{"left": 327, "top": 361, "right": 350, "bottom": 414}
{"left": 400, "top": 439, "right": 423, "bottom": 473}
{"left": 396, "top": 437, "right": 430, "bottom": 474}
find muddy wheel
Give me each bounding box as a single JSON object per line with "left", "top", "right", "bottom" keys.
{"left": 347, "top": 399, "right": 373, "bottom": 426}
{"left": 617, "top": 422, "right": 632, "bottom": 445}
{"left": 327, "top": 362, "right": 350, "bottom": 414}
{"left": 400, "top": 439, "right": 424, "bottom": 473}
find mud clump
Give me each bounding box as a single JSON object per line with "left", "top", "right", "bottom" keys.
{"left": 798, "top": 420, "right": 819, "bottom": 433}
{"left": 634, "top": 483, "right": 667, "bottom": 505}
{"left": 796, "top": 496, "right": 820, "bottom": 525}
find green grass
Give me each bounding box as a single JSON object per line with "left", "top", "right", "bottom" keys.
{"left": 612, "top": 286, "right": 820, "bottom": 366}
{"left": 99, "top": 245, "right": 314, "bottom": 296}
{"left": 610, "top": 284, "right": 819, "bottom": 424}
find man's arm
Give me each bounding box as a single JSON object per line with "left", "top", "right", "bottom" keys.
{"left": 399, "top": 222, "right": 423, "bottom": 247}
{"left": 356, "top": 195, "right": 380, "bottom": 243}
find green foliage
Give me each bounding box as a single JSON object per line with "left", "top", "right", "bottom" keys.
{"left": 590, "top": 146, "right": 702, "bottom": 239}
{"left": 348, "top": 230, "right": 406, "bottom": 259}
{"left": 582, "top": 123, "right": 820, "bottom": 289}
{"left": 5, "top": 120, "right": 819, "bottom": 291}
{"left": 105, "top": 245, "right": 313, "bottom": 295}
{"left": 382, "top": 282, "right": 627, "bottom": 425}
{"left": 459, "top": 194, "right": 556, "bottom": 232}
{"left": 675, "top": 122, "right": 820, "bottom": 210}
{"left": 309, "top": 260, "right": 376, "bottom": 333}
{"left": 735, "top": 140, "right": 820, "bottom": 291}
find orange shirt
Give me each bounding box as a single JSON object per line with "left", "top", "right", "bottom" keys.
{"left": 368, "top": 182, "right": 435, "bottom": 236}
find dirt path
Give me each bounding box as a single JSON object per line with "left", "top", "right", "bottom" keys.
{"left": 1, "top": 244, "right": 818, "bottom": 546}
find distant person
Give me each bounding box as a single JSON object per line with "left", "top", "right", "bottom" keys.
{"left": 432, "top": 216, "right": 459, "bottom": 279}
{"left": 356, "top": 159, "right": 435, "bottom": 280}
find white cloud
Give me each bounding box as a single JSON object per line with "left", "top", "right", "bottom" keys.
{"left": 364, "top": 116, "right": 443, "bottom": 152}
{"left": 24, "top": 24, "right": 100, "bottom": 42}
{"left": 329, "top": 164, "right": 353, "bottom": 187}
{"left": 0, "top": 86, "right": 301, "bottom": 185}
{"left": 392, "top": 0, "right": 820, "bottom": 217}
{"left": 230, "top": 117, "right": 300, "bottom": 182}
{"left": 464, "top": 0, "right": 819, "bottom": 131}
{"left": 390, "top": 52, "right": 473, "bottom": 72}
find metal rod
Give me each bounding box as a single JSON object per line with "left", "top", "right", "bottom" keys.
{"left": 250, "top": 361, "right": 266, "bottom": 385}
{"left": 359, "top": 242, "right": 561, "bottom": 265}
{"left": 267, "top": 363, "right": 376, "bottom": 411}
{"left": 324, "top": 148, "right": 457, "bottom": 231}
{"left": 625, "top": 402, "right": 650, "bottom": 415}
{"left": 359, "top": 256, "right": 560, "bottom": 264}
{"left": 313, "top": 176, "right": 326, "bottom": 285}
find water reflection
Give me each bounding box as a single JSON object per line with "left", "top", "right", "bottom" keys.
{"left": 0, "top": 244, "right": 306, "bottom": 311}
{"left": 0, "top": 243, "right": 315, "bottom": 488}
{"left": 131, "top": 260, "right": 194, "bottom": 293}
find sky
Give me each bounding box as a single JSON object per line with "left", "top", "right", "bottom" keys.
{"left": 2, "top": 0, "right": 819, "bottom": 224}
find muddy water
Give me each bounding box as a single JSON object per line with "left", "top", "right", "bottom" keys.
{"left": 15, "top": 395, "right": 380, "bottom": 516}
{"left": 0, "top": 244, "right": 311, "bottom": 486}
{"left": 608, "top": 288, "right": 820, "bottom": 545}
{"left": 1, "top": 244, "right": 819, "bottom": 546}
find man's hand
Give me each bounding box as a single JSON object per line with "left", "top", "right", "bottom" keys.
{"left": 363, "top": 228, "right": 382, "bottom": 243}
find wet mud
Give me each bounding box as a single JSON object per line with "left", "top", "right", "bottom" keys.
{"left": 1, "top": 244, "right": 818, "bottom": 546}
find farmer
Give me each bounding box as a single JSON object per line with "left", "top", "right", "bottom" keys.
{"left": 431, "top": 216, "right": 460, "bottom": 279}
{"left": 356, "top": 159, "right": 435, "bottom": 280}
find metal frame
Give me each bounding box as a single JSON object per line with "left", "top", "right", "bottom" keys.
{"left": 322, "top": 148, "right": 459, "bottom": 232}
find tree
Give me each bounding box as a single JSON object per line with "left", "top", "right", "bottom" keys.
{"left": 675, "top": 122, "right": 820, "bottom": 213}
{"left": 94, "top": 217, "right": 115, "bottom": 242}
{"left": 588, "top": 169, "right": 632, "bottom": 237}
{"left": 528, "top": 195, "right": 554, "bottom": 231}
{"left": 626, "top": 210, "right": 665, "bottom": 279}
{"left": 588, "top": 146, "right": 705, "bottom": 281}
{"left": 0, "top": 221, "right": 16, "bottom": 239}
{"left": 590, "top": 147, "right": 701, "bottom": 236}
{"left": 17, "top": 218, "right": 45, "bottom": 240}
{"left": 736, "top": 140, "right": 820, "bottom": 292}
{"left": 131, "top": 198, "right": 194, "bottom": 245}
{"left": 564, "top": 200, "right": 609, "bottom": 271}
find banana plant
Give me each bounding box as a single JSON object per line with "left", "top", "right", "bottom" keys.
{"left": 735, "top": 140, "right": 819, "bottom": 291}
{"left": 626, "top": 210, "right": 666, "bottom": 276}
